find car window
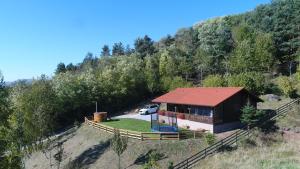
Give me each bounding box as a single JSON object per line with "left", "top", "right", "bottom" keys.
{"left": 150, "top": 105, "right": 157, "bottom": 108}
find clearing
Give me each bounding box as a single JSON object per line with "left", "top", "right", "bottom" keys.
{"left": 102, "top": 118, "right": 151, "bottom": 132}
{"left": 24, "top": 95, "right": 298, "bottom": 169}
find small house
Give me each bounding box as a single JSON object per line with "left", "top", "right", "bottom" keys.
{"left": 152, "top": 87, "right": 263, "bottom": 133}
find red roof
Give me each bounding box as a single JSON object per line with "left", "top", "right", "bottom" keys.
{"left": 152, "top": 87, "right": 249, "bottom": 107}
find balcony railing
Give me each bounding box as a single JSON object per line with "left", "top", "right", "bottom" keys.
{"left": 158, "top": 111, "right": 213, "bottom": 124}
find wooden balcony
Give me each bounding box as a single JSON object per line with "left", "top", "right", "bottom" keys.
{"left": 158, "top": 111, "right": 213, "bottom": 124}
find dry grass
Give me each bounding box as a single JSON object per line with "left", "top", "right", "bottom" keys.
{"left": 277, "top": 106, "right": 300, "bottom": 131}
{"left": 25, "top": 124, "right": 207, "bottom": 169}
{"left": 194, "top": 104, "right": 300, "bottom": 169}
{"left": 195, "top": 131, "right": 300, "bottom": 169}
{"left": 258, "top": 95, "right": 293, "bottom": 110}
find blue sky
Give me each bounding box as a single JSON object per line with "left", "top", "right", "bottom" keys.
{"left": 0, "top": 0, "right": 270, "bottom": 82}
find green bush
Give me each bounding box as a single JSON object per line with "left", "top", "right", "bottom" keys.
{"left": 143, "top": 150, "right": 162, "bottom": 169}
{"left": 277, "top": 76, "right": 296, "bottom": 98}
{"left": 239, "top": 138, "right": 257, "bottom": 148}
{"left": 168, "top": 161, "right": 174, "bottom": 169}
{"left": 202, "top": 74, "right": 226, "bottom": 87}
{"left": 204, "top": 133, "right": 216, "bottom": 145}
{"left": 240, "top": 104, "right": 264, "bottom": 128}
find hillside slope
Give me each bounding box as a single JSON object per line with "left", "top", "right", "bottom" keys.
{"left": 195, "top": 104, "right": 300, "bottom": 169}
{"left": 25, "top": 125, "right": 207, "bottom": 169}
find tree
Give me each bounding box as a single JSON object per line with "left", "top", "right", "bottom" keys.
{"left": 158, "top": 50, "right": 177, "bottom": 77}
{"left": 174, "top": 27, "right": 198, "bottom": 55}
{"left": 242, "top": 0, "right": 300, "bottom": 64}
{"left": 161, "top": 76, "right": 192, "bottom": 92}
{"left": 144, "top": 56, "right": 160, "bottom": 94}
{"left": 125, "top": 44, "right": 134, "bottom": 55}
{"left": 112, "top": 42, "right": 125, "bottom": 56}
{"left": 158, "top": 34, "right": 174, "bottom": 49}
{"left": 66, "top": 63, "right": 77, "bottom": 71}
{"left": 227, "top": 72, "right": 265, "bottom": 94}
{"left": 231, "top": 24, "right": 254, "bottom": 43}
{"left": 229, "top": 39, "right": 256, "bottom": 73}
{"left": 193, "top": 48, "right": 211, "bottom": 82}
{"left": 0, "top": 72, "right": 11, "bottom": 168}
{"left": 81, "top": 52, "right": 98, "bottom": 69}
{"left": 253, "top": 32, "right": 275, "bottom": 72}
{"left": 230, "top": 29, "right": 275, "bottom": 73}
{"left": 134, "top": 35, "right": 156, "bottom": 58}
{"left": 11, "top": 75, "right": 59, "bottom": 140}
{"left": 101, "top": 45, "right": 111, "bottom": 56}
{"left": 0, "top": 110, "right": 26, "bottom": 169}
{"left": 195, "top": 17, "right": 233, "bottom": 72}
{"left": 178, "top": 54, "right": 193, "bottom": 81}
{"left": 0, "top": 72, "right": 10, "bottom": 125}
{"left": 55, "top": 63, "right": 66, "bottom": 74}
{"left": 202, "top": 74, "right": 226, "bottom": 87}
{"left": 240, "top": 104, "right": 264, "bottom": 129}
{"left": 111, "top": 130, "right": 127, "bottom": 169}
{"left": 277, "top": 76, "right": 296, "bottom": 97}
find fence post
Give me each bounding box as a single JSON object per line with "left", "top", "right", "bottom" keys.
{"left": 160, "top": 133, "right": 162, "bottom": 140}
{"left": 235, "top": 132, "right": 238, "bottom": 144}
{"left": 141, "top": 133, "right": 143, "bottom": 141}
{"left": 186, "top": 159, "right": 189, "bottom": 169}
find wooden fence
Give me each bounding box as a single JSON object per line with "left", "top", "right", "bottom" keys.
{"left": 84, "top": 117, "right": 180, "bottom": 141}
{"left": 173, "top": 98, "right": 300, "bottom": 169}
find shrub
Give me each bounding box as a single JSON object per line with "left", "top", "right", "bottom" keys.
{"left": 168, "top": 161, "right": 174, "bottom": 169}
{"left": 239, "top": 138, "right": 257, "bottom": 148}
{"left": 277, "top": 76, "right": 296, "bottom": 98}
{"left": 202, "top": 74, "right": 226, "bottom": 87}
{"left": 204, "top": 133, "right": 216, "bottom": 145}
{"left": 240, "top": 104, "right": 265, "bottom": 128}
{"left": 143, "top": 150, "right": 163, "bottom": 169}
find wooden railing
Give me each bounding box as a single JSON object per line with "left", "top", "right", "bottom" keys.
{"left": 173, "top": 98, "right": 300, "bottom": 169}
{"left": 159, "top": 111, "right": 213, "bottom": 124}
{"left": 84, "top": 117, "right": 180, "bottom": 141}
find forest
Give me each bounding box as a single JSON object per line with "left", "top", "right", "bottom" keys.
{"left": 0, "top": 0, "right": 299, "bottom": 168}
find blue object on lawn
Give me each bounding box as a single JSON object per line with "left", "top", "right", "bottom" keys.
{"left": 151, "top": 111, "right": 178, "bottom": 132}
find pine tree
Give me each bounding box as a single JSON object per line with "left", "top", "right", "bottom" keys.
{"left": 101, "top": 45, "right": 111, "bottom": 56}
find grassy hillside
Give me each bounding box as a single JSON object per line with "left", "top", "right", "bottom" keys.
{"left": 25, "top": 125, "right": 208, "bottom": 169}
{"left": 195, "top": 104, "right": 300, "bottom": 169}
{"left": 24, "top": 96, "right": 300, "bottom": 169}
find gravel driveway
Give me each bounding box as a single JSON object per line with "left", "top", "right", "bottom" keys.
{"left": 112, "top": 113, "right": 152, "bottom": 122}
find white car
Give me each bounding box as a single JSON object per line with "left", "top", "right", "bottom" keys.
{"left": 139, "top": 104, "right": 159, "bottom": 115}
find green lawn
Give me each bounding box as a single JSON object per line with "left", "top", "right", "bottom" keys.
{"left": 102, "top": 118, "right": 151, "bottom": 132}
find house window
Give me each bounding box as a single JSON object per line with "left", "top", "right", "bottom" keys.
{"left": 191, "top": 106, "right": 211, "bottom": 116}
